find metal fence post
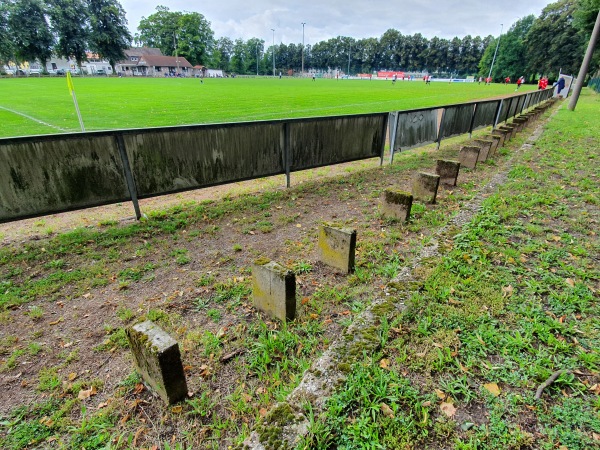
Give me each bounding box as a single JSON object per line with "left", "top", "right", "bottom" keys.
{"left": 115, "top": 134, "right": 142, "bottom": 220}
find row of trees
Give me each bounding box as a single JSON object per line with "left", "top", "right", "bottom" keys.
{"left": 479, "top": 0, "right": 599, "bottom": 82}
{"left": 1, "top": 0, "right": 598, "bottom": 81}
{"left": 0, "top": 0, "right": 131, "bottom": 71}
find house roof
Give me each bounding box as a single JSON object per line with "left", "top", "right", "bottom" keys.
{"left": 138, "top": 55, "right": 193, "bottom": 68}
{"left": 124, "top": 47, "right": 163, "bottom": 57}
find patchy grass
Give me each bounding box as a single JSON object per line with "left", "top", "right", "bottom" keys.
{"left": 0, "top": 95, "right": 593, "bottom": 449}
{"left": 308, "top": 93, "right": 599, "bottom": 448}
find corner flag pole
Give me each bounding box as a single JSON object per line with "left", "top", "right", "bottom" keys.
{"left": 67, "top": 72, "right": 85, "bottom": 132}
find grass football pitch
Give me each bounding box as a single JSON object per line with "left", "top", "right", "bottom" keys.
{"left": 0, "top": 76, "right": 534, "bottom": 138}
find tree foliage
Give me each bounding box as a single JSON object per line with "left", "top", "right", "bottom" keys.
{"left": 48, "top": 0, "right": 90, "bottom": 71}
{"left": 7, "top": 0, "right": 53, "bottom": 70}
{"left": 87, "top": 0, "right": 131, "bottom": 70}
{"left": 136, "top": 5, "right": 213, "bottom": 66}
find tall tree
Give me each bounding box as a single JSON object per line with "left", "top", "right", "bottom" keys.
{"left": 212, "top": 36, "right": 233, "bottom": 71}
{"left": 136, "top": 6, "right": 181, "bottom": 56}
{"left": 136, "top": 6, "right": 214, "bottom": 66}
{"left": 0, "top": 1, "right": 14, "bottom": 70}
{"left": 48, "top": 0, "right": 90, "bottom": 72}
{"left": 176, "top": 12, "right": 213, "bottom": 66}
{"left": 8, "top": 0, "right": 53, "bottom": 71}
{"left": 87, "top": 0, "right": 131, "bottom": 71}
{"left": 573, "top": 0, "right": 600, "bottom": 76}
{"left": 525, "top": 0, "right": 584, "bottom": 78}
{"left": 494, "top": 16, "right": 535, "bottom": 81}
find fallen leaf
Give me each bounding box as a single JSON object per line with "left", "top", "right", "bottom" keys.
{"left": 241, "top": 393, "right": 252, "bottom": 403}
{"left": 379, "top": 358, "right": 390, "bottom": 369}
{"left": 440, "top": 402, "right": 457, "bottom": 418}
{"left": 296, "top": 224, "right": 302, "bottom": 228}
{"left": 259, "top": 408, "right": 268, "bottom": 417}
{"left": 133, "top": 383, "right": 145, "bottom": 394}
{"left": 434, "top": 389, "right": 446, "bottom": 400}
{"left": 380, "top": 402, "right": 395, "bottom": 418}
{"left": 501, "top": 285, "right": 514, "bottom": 298}
{"left": 422, "top": 401, "right": 431, "bottom": 407}
{"left": 68, "top": 372, "right": 77, "bottom": 381}
{"left": 171, "top": 405, "right": 183, "bottom": 413}
{"left": 483, "top": 382, "right": 501, "bottom": 397}
{"left": 310, "top": 313, "right": 319, "bottom": 319}
{"left": 132, "top": 427, "right": 146, "bottom": 447}
{"left": 78, "top": 385, "right": 98, "bottom": 400}
{"left": 98, "top": 401, "right": 109, "bottom": 409}
{"left": 301, "top": 297, "right": 310, "bottom": 305}
{"left": 83, "top": 293, "right": 91, "bottom": 299}
{"left": 565, "top": 278, "right": 575, "bottom": 288}
{"left": 49, "top": 318, "right": 63, "bottom": 326}
{"left": 593, "top": 432, "right": 600, "bottom": 441}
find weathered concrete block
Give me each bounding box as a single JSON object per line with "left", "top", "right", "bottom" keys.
{"left": 500, "top": 124, "right": 517, "bottom": 139}
{"left": 126, "top": 321, "right": 188, "bottom": 405}
{"left": 412, "top": 172, "right": 440, "bottom": 204}
{"left": 510, "top": 119, "right": 525, "bottom": 132}
{"left": 485, "top": 134, "right": 501, "bottom": 156}
{"left": 473, "top": 139, "right": 493, "bottom": 162}
{"left": 492, "top": 128, "right": 510, "bottom": 145}
{"left": 435, "top": 159, "right": 460, "bottom": 186}
{"left": 381, "top": 189, "right": 413, "bottom": 222}
{"left": 459, "top": 146, "right": 480, "bottom": 170}
{"left": 318, "top": 225, "right": 356, "bottom": 273}
{"left": 252, "top": 259, "right": 296, "bottom": 321}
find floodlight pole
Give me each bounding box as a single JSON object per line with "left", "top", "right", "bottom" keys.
{"left": 271, "top": 28, "right": 275, "bottom": 77}
{"left": 348, "top": 42, "right": 351, "bottom": 76}
{"left": 568, "top": 10, "right": 600, "bottom": 111}
{"left": 256, "top": 42, "right": 259, "bottom": 76}
{"left": 301, "top": 22, "right": 306, "bottom": 75}
{"left": 487, "top": 24, "right": 503, "bottom": 81}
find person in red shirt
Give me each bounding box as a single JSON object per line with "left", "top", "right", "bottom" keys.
{"left": 504, "top": 76, "right": 511, "bottom": 85}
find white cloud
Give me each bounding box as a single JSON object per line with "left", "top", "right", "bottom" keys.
{"left": 121, "top": 0, "right": 551, "bottom": 44}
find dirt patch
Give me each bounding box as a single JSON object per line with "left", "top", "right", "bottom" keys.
{"left": 0, "top": 126, "right": 540, "bottom": 448}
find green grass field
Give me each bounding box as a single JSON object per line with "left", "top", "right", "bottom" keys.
{"left": 0, "top": 77, "right": 533, "bottom": 138}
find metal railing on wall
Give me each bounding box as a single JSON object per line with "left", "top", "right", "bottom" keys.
{"left": 0, "top": 88, "right": 553, "bottom": 224}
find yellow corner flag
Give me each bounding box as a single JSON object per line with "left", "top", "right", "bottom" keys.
{"left": 66, "top": 71, "right": 85, "bottom": 132}
{"left": 66, "top": 71, "right": 75, "bottom": 95}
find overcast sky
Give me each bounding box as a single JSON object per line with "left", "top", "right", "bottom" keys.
{"left": 120, "top": 0, "right": 552, "bottom": 45}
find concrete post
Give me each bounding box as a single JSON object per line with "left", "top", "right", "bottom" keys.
{"left": 485, "top": 134, "right": 501, "bottom": 156}
{"left": 459, "top": 146, "right": 480, "bottom": 170}
{"left": 473, "top": 139, "right": 493, "bottom": 162}
{"left": 435, "top": 159, "right": 461, "bottom": 186}
{"left": 492, "top": 128, "right": 509, "bottom": 145}
{"left": 252, "top": 259, "right": 296, "bottom": 321}
{"left": 412, "top": 172, "right": 441, "bottom": 204}
{"left": 126, "top": 321, "right": 188, "bottom": 405}
{"left": 381, "top": 189, "right": 413, "bottom": 222}
{"left": 318, "top": 225, "right": 357, "bottom": 273}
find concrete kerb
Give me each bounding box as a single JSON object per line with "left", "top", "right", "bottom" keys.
{"left": 459, "top": 146, "right": 480, "bottom": 169}
{"left": 242, "top": 104, "right": 558, "bottom": 449}
{"left": 485, "top": 134, "right": 501, "bottom": 157}
{"left": 492, "top": 129, "right": 508, "bottom": 147}
{"left": 252, "top": 259, "right": 296, "bottom": 322}
{"left": 318, "top": 225, "right": 357, "bottom": 274}
{"left": 412, "top": 172, "right": 441, "bottom": 204}
{"left": 473, "top": 139, "right": 493, "bottom": 162}
{"left": 435, "top": 159, "right": 461, "bottom": 186}
{"left": 126, "top": 321, "right": 188, "bottom": 405}
{"left": 381, "top": 189, "right": 413, "bottom": 222}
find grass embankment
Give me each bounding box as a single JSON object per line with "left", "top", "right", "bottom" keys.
{"left": 0, "top": 77, "right": 531, "bottom": 138}
{"left": 303, "top": 92, "right": 600, "bottom": 448}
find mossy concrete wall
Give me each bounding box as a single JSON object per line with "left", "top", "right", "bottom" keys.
{"left": 0, "top": 134, "right": 130, "bottom": 222}
{"left": 381, "top": 189, "right": 413, "bottom": 221}
{"left": 252, "top": 259, "right": 296, "bottom": 322}
{"left": 289, "top": 114, "right": 387, "bottom": 170}
{"left": 412, "top": 172, "right": 440, "bottom": 204}
{"left": 459, "top": 146, "right": 480, "bottom": 170}
{"left": 318, "top": 225, "right": 357, "bottom": 273}
{"left": 126, "top": 320, "right": 188, "bottom": 405}
{"left": 436, "top": 159, "right": 460, "bottom": 186}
